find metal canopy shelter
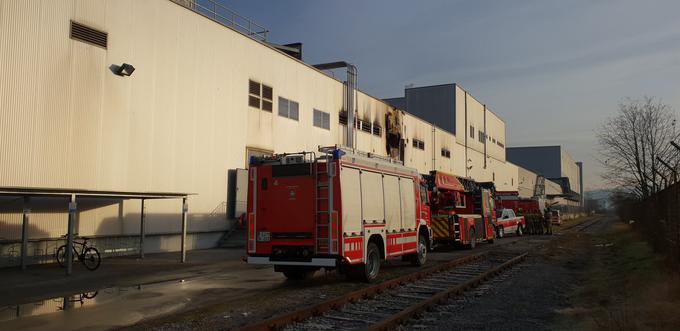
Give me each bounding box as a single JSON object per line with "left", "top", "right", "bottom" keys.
{"left": 0, "top": 187, "right": 194, "bottom": 275}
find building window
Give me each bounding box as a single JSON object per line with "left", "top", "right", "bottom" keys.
{"left": 313, "top": 109, "right": 330, "bottom": 130}
{"left": 470, "top": 125, "right": 475, "bottom": 139}
{"left": 441, "top": 148, "right": 451, "bottom": 158}
{"left": 455, "top": 192, "right": 466, "bottom": 208}
{"left": 497, "top": 141, "right": 505, "bottom": 148}
{"left": 261, "top": 85, "right": 273, "bottom": 111}
{"left": 248, "top": 80, "right": 272, "bottom": 111}
{"left": 372, "top": 123, "right": 382, "bottom": 136}
{"left": 360, "top": 120, "right": 371, "bottom": 133}
{"left": 339, "top": 111, "right": 348, "bottom": 125}
{"left": 493, "top": 172, "right": 495, "bottom": 181}
{"left": 412, "top": 139, "right": 425, "bottom": 150}
{"left": 278, "top": 97, "right": 299, "bottom": 121}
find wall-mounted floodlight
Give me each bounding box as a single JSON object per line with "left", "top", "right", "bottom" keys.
{"left": 115, "top": 63, "right": 135, "bottom": 77}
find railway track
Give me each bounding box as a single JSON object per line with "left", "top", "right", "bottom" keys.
{"left": 559, "top": 216, "right": 601, "bottom": 233}
{"left": 238, "top": 251, "right": 527, "bottom": 331}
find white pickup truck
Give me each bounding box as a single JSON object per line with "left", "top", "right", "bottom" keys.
{"left": 495, "top": 208, "right": 526, "bottom": 238}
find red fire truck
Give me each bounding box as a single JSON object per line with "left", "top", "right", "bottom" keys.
{"left": 246, "top": 147, "right": 432, "bottom": 282}
{"left": 426, "top": 171, "right": 496, "bottom": 248}
{"left": 495, "top": 192, "right": 544, "bottom": 215}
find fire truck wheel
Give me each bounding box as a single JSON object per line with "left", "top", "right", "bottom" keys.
{"left": 468, "top": 229, "right": 477, "bottom": 249}
{"left": 350, "top": 242, "right": 381, "bottom": 282}
{"left": 410, "top": 234, "right": 428, "bottom": 266}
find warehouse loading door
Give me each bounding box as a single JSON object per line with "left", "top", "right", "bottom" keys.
{"left": 234, "top": 169, "right": 248, "bottom": 218}
{"left": 229, "top": 147, "right": 273, "bottom": 219}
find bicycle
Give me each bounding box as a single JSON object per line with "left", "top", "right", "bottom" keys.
{"left": 56, "top": 236, "right": 101, "bottom": 271}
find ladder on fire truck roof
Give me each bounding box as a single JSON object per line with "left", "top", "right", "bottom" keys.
{"left": 314, "top": 149, "right": 338, "bottom": 255}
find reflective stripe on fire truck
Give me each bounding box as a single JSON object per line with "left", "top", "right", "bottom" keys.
{"left": 343, "top": 236, "right": 363, "bottom": 264}
{"left": 402, "top": 232, "right": 418, "bottom": 251}
{"left": 431, "top": 217, "right": 451, "bottom": 239}
{"left": 386, "top": 233, "right": 417, "bottom": 256}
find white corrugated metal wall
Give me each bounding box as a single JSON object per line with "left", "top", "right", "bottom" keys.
{"left": 0, "top": 0, "right": 527, "bottom": 266}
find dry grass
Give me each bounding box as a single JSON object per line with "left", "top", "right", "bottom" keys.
{"left": 572, "top": 222, "right": 680, "bottom": 330}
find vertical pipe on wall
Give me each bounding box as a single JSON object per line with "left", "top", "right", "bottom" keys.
{"left": 20, "top": 196, "right": 30, "bottom": 270}
{"left": 66, "top": 194, "right": 77, "bottom": 276}
{"left": 139, "top": 199, "right": 146, "bottom": 259}
{"left": 576, "top": 162, "right": 584, "bottom": 207}
{"left": 347, "top": 65, "right": 357, "bottom": 149}
{"left": 432, "top": 126, "right": 436, "bottom": 170}
{"left": 483, "top": 104, "right": 487, "bottom": 169}
{"left": 464, "top": 91, "right": 469, "bottom": 177}
{"left": 181, "top": 197, "right": 188, "bottom": 263}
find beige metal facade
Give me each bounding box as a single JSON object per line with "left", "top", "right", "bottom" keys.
{"left": 0, "top": 0, "right": 525, "bottom": 262}
{"left": 560, "top": 149, "right": 581, "bottom": 194}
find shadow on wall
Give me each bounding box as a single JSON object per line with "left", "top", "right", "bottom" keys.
{"left": 0, "top": 195, "right": 229, "bottom": 268}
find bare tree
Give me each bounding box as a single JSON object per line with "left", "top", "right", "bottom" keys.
{"left": 598, "top": 97, "right": 680, "bottom": 199}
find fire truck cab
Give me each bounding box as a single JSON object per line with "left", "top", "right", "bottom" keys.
{"left": 246, "top": 147, "right": 432, "bottom": 282}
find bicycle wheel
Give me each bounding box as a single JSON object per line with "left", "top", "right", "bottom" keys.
{"left": 82, "top": 247, "right": 101, "bottom": 270}
{"left": 82, "top": 291, "right": 98, "bottom": 299}
{"left": 55, "top": 245, "right": 69, "bottom": 268}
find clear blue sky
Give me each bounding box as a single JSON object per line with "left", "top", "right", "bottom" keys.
{"left": 220, "top": 0, "right": 680, "bottom": 190}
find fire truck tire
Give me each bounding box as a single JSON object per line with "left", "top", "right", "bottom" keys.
{"left": 409, "top": 234, "right": 428, "bottom": 266}
{"left": 467, "top": 229, "right": 477, "bottom": 249}
{"left": 349, "top": 242, "right": 381, "bottom": 282}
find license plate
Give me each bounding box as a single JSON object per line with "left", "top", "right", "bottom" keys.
{"left": 257, "top": 231, "right": 271, "bottom": 242}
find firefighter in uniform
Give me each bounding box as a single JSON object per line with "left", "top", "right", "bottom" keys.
{"left": 517, "top": 208, "right": 533, "bottom": 235}
{"left": 543, "top": 207, "right": 553, "bottom": 235}
{"left": 525, "top": 211, "right": 534, "bottom": 235}
{"left": 536, "top": 213, "right": 544, "bottom": 235}
{"left": 529, "top": 214, "right": 538, "bottom": 235}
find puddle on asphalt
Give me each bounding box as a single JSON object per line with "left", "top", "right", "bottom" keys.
{"left": 0, "top": 278, "right": 199, "bottom": 323}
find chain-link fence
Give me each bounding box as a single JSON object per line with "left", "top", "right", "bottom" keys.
{"left": 618, "top": 184, "right": 680, "bottom": 271}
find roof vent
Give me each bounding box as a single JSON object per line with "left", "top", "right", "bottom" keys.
{"left": 70, "top": 21, "right": 107, "bottom": 49}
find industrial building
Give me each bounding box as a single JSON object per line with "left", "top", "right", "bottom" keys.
{"left": 507, "top": 146, "right": 584, "bottom": 206}
{"left": 0, "top": 0, "right": 581, "bottom": 268}
{"left": 384, "top": 84, "right": 513, "bottom": 187}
